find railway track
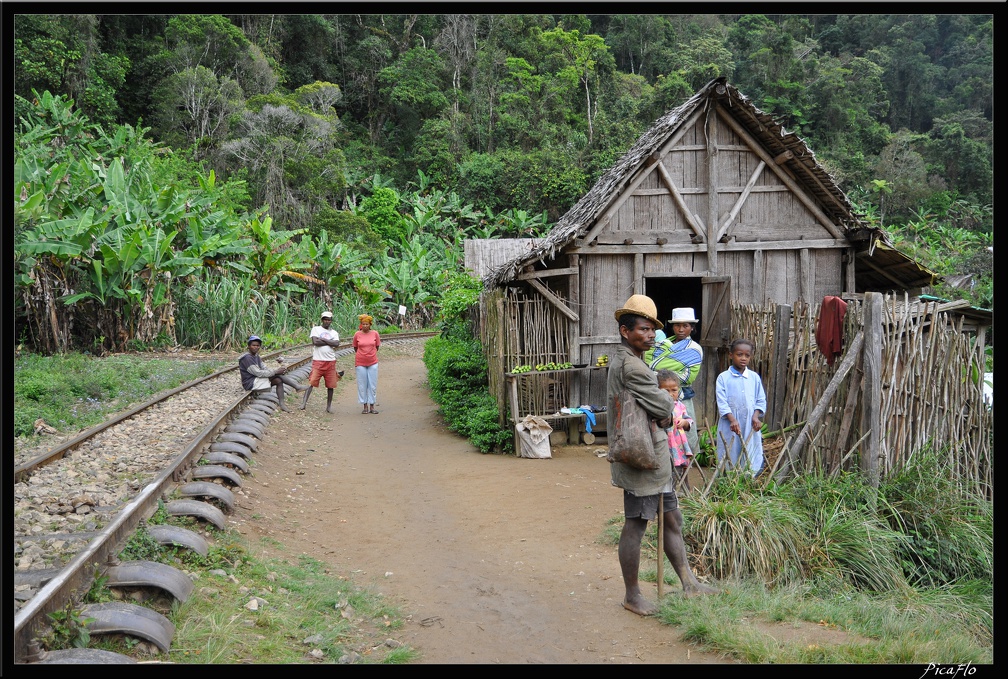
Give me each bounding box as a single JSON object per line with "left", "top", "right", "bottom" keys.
{"left": 12, "top": 333, "right": 436, "bottom": 664}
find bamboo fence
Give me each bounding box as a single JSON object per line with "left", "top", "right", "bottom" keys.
{"left": 721, "top": 293, "right": 992, "bottom": 499}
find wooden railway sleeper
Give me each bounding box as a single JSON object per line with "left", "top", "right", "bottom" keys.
{"left": 165, "top": 498, "right": 226, "bottom": 530}
{"left": 178, "top": 480, "right": 235, "bottom": 512}
{"left": 201, "top": 450, "right": 250, "bottom": 474}
{"left": 103, "top": 556, "right": 195, "bottom": 603}
{"left": 78, "top": 601, "right": 175, "bottom": 654}
{"left": 192, "top": 464, "right": 243, "bottom": 487}
{"left": 146, "top": 525, "right": 209, "bottom": 557}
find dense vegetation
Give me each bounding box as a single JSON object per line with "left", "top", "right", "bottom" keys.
{"left": 13, "top": 13, "right": 993, "bottom": 356}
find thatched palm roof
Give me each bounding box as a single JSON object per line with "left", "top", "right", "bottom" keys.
{"left": 484, "top": 77, "right": 932, "bottom": 291}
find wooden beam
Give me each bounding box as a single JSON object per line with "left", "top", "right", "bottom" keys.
{"left": 861, "top": 292, "right": 883, "bottom": 493}
{"left": 568, "top": 252, "right": 581, "bottom": 405}
{"left": 527, "top": 278, "right": 579, "bottom": 322}
{"left": 497, "top": 294, "right": 507, "bottom": 427}
{"left": 578, "top": 335, "right": 621, "bottom": 345}
{"left": 654, "top": 159, "right": 706, "bottom": 241}
{"left": 515, "top": 266, "right": 578, "bottom": 281}
{"left": 773, "top": 150, "right": 794, "bottom": 164}
{"left": 706, "top": 105, "right": 720, "bottom": 271}
{"left": 566, "top": 237, "right": 847, "bottom": 256}
{"left": 715, "top": 159, "right": 766, "bottom": 242}
{"left": 715, "top": 107, "right": 845, "bottom": 239}
{"left": 800, "top": 247, "right": 811, "bottom": 301}
{"left": 633, "top": 184, "right": 790, "bottom": 196}
{"left": 845, "top": 248, "right": 856, "bottom": 294}
{"left": 634, "top": 252, "right": 643, "bottom": 293}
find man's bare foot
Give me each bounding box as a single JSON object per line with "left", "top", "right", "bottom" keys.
{"left": 299, "top": 403, "right": 307, "bottom": 410}
{"left": 327, "top": 406, "right": 334, "bottom": 413}
{"left": 622, "top": 595, "right": 658, "bottom": 616}
{"left": 280, "top": 405, "right": 291, "bottom": 412}
{"left": 682, "top": 582, "right": 719, "bottom": 597}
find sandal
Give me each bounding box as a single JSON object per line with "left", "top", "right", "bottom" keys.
{"left": 370, "top": 409, "right": 379, "bottom": 414}
{"left": 362, "top": 408, "right": 369, "bottom": 414}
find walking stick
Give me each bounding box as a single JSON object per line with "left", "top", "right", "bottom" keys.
{"left": 657, "top": 493, "right": 664, "bottom": 599}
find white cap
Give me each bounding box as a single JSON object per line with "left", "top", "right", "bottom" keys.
{"left": 321, "top": 311, "right": 333, "bottom": 318}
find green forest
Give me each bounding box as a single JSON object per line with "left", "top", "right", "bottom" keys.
{"left": 13, "top": 12, "right": 993, "bottom": 355}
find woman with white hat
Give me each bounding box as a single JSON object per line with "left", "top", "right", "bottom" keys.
{"left": 646, "top": 307, "right": 703, "bottom": 458}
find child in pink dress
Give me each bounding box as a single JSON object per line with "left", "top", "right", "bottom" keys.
{"left": 657, "top": 369, "right": 694, "bottom": 490}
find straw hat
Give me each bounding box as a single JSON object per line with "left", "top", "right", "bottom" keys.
{"left": 669, "top": 307, "right": 699, "bottom": 324}
{"left": 614, "top": 294, "right": 663, "bottom": 330}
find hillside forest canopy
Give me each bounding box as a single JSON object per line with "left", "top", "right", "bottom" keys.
{"left": 13, "top": 12, "right": 993, "bottom": 355}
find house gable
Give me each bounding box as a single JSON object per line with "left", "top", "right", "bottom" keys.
{"left": 586, "top": 104, "right": 841, "bottom": 250}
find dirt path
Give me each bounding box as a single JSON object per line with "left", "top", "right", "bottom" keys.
{"left": 231, "top": 341, "right": 728, "bottom": 664}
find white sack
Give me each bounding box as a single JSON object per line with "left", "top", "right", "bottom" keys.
{"left": 516, "top": 415, "right": 553, "bottom": 458}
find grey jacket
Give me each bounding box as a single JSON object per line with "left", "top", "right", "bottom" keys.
{"left": 606, "top": 344, "right": 675, "bottom": 496}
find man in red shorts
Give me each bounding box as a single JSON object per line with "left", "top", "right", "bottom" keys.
{"left": 300, "top": 311, "right": 344, "bottom": 413}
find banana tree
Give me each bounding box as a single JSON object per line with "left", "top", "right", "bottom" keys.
{"left": 15, "top": 207, "right": 104, "bottom": 353}
{"left": 245, "top": 212, "right": 317, "bottom": 293}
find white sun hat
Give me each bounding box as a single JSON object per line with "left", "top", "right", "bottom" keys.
{"left": 668, "top": 307, "right": 699, "bottom": 324}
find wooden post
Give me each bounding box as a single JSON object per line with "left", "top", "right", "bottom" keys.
{"left": 508, "top": 374, "right": 520, "bottom": 453}
{"left": 497, "top": 294, "right": 507, "bottom": 427}
{"left": 769, "top": 304, "right": 791, "bottom": 432}
{"left": 657, "top": 495, "right": 664, "bottom": 599}
{"left": 705, "top": 105, "right": 719, "bottom": 273}
{"left": 569, "top": 253, "right": 582, "bottom": 408}
{"left": 861, "top": 292, "right": 883, "bottom": 494}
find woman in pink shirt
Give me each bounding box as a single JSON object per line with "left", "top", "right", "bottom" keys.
{"left": 353, "top": 314, "right": 381, "bottom": 414}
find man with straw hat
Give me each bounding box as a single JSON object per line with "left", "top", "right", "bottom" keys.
{"left": 608, "top": 294, "right": 717, "bottom": 615}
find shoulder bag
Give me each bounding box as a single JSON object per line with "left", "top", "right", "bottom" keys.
{"left": 607, "top": 364, "right": 660, "bottom": 470}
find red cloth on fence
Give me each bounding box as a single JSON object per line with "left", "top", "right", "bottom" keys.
{"left": 816, "top": 296, "right": 848, "bottom": 367}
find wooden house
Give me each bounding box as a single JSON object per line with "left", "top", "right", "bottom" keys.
{"left": 474, "top": 77, "right": 935, "bottom": 436}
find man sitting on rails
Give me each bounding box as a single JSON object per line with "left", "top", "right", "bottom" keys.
{"left": 238, "top": 335, "right": 307, "bottom": 411}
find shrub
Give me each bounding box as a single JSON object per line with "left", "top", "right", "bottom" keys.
{"left": 423, "top": 334, "right": 513, "bottom": 454}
